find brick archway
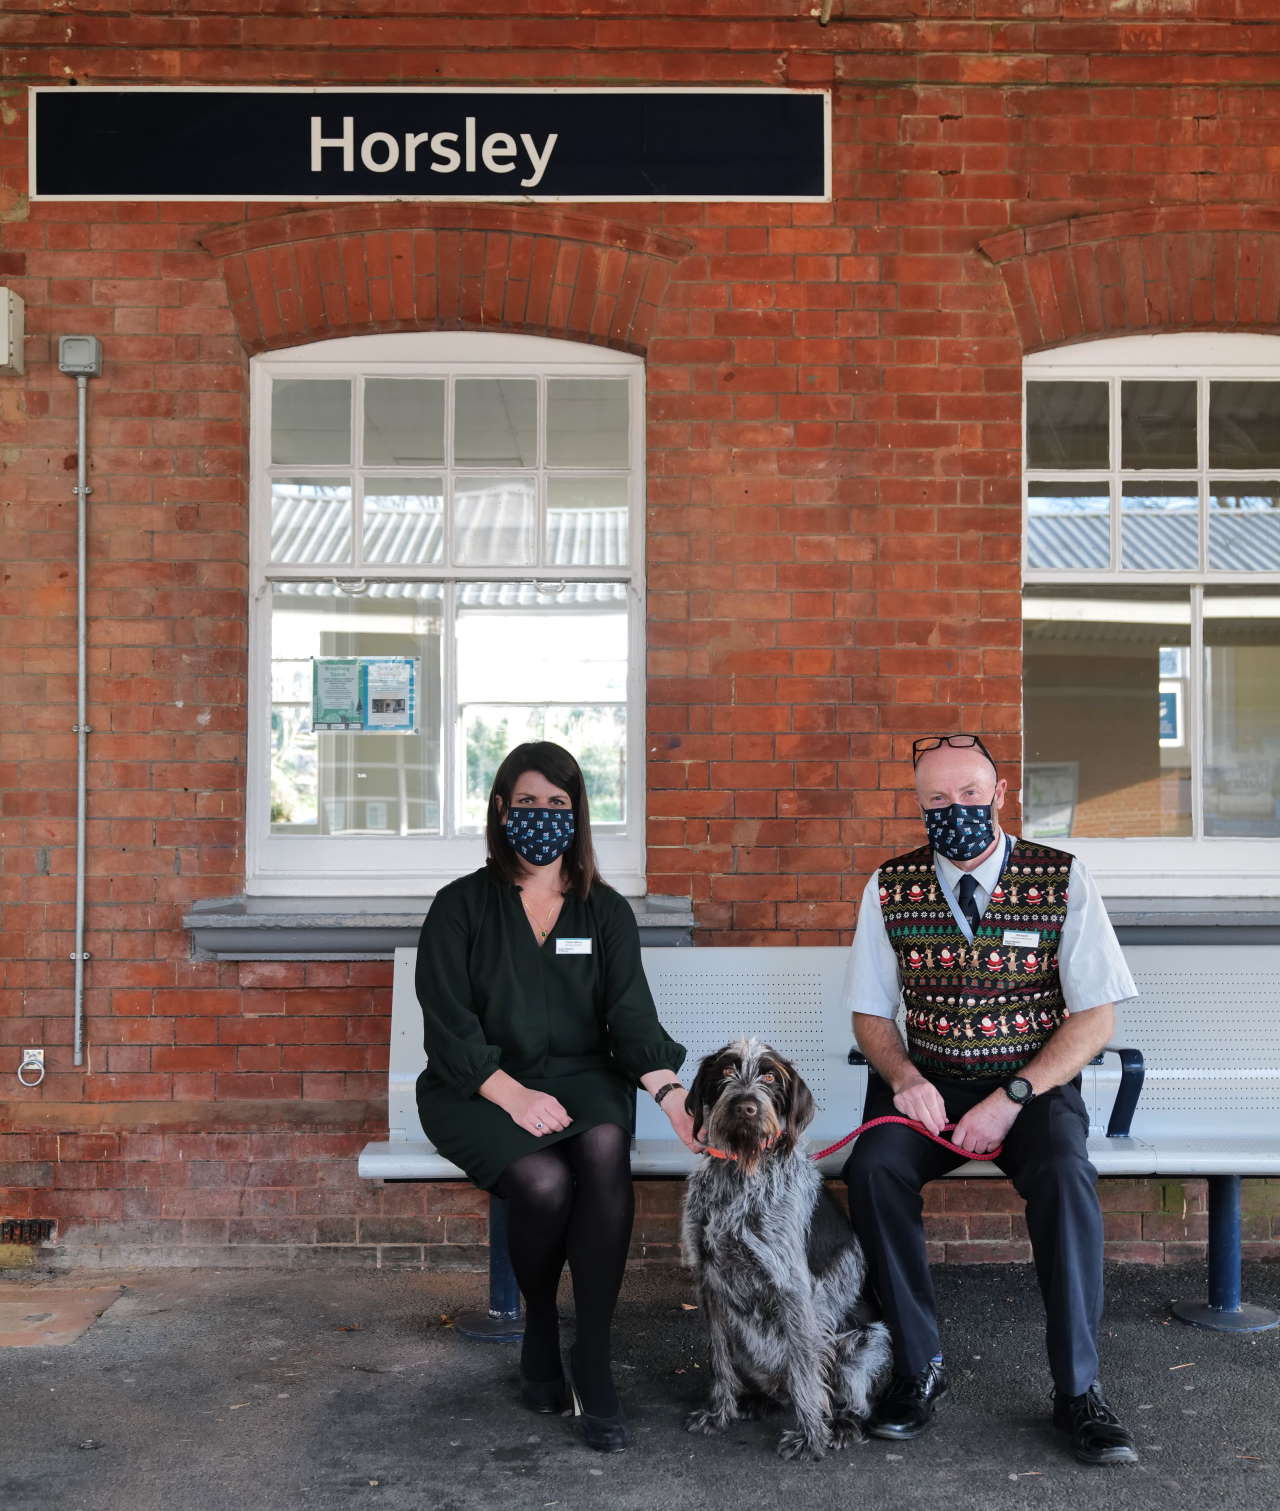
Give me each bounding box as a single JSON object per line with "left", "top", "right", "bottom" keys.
{"left": 980, "top": 205, "right": 1280, "bottom": 352}
{"left": 199, "top": 203, "right": 693, "bottom": 355}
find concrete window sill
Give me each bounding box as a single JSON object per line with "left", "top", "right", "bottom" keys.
{"left": 183, "top": 893, "right": 695, "bottom": 960}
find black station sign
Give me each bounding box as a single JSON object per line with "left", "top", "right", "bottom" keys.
{"left": 30, "top": 87, "right": 830, "bottom": 203}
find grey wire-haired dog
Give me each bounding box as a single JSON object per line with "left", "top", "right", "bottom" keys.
{"left": 681, "top": 1038, "right": 892, "bottom": 1461}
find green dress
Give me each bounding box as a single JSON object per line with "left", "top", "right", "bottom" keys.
{"left": 414, "top": 866, "right": 686, "bottom": 1191}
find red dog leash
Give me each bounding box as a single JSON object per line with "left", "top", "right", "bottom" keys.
{"left": 701, "top": 1115, "right": 1002, "bottom": 1164}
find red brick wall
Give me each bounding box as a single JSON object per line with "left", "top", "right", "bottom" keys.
{"left": 2, "top": 0, "right": 1279, "bottom": 1264}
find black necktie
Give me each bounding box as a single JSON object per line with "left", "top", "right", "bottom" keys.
{"left": 956, "top": 873, "right": 981, "bottom": 934}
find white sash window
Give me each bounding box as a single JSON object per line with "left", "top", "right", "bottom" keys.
{"left": 1023, "top": 333, "right": 1280, "bottom": 895}
{"left": 248, "top": 333, "right": 646, "bottom": 895}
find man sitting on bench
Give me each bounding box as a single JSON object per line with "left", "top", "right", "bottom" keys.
{"left": 842, "top": 733, "right": 1140, "bottom": 1467}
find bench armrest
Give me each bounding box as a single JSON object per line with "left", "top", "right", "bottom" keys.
{"left": 851, "top": 1045, "right": 1145, "bottom": 1138}
{"left": 1098, "top": 1044, "right": 1145, "bottom": 1138}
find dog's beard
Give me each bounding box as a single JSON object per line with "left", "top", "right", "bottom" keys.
{"left": 703, "top": 1093, "right": 784, "bottom": 1171}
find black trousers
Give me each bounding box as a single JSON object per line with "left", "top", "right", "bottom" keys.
{"left": 843, "top": 1072, "right": 1103, "bottom": 1397}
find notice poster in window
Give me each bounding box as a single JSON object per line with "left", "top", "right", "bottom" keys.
{"left": 312, "top": 657, "right": 418, "bottom": 733}
{"left": 313, "top": 659, "right": 363, "bottom": 729}
{"left": 364, "top": 657, "right": 417, "bottom": 732}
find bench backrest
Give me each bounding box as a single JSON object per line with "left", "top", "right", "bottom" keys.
{"left": 1097, "top": 942, "right": 1280, "bottom": 1139}
{"left": 388, "top": 940, "right": 1280, "bottom": 1146}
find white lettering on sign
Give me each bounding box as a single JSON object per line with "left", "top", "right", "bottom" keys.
{"left": 309, "top": 116, "right": 559, "bottom": 189}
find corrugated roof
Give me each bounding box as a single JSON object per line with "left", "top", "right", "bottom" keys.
{"left": 270, "top": 486, "right": 627, "bottom": 606}
{"left": 1028, "top": 509, "right": 1280, "bottom": 571}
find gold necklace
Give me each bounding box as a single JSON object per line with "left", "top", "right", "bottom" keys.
{"left": 521, "top": 890, "right": 562, "bottom": 941}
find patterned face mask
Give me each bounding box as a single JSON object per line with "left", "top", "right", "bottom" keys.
{"left": 504, "top": 806, "right": 575, "bottom": 866}
{"left": 922, "top": 800, "right": 996, "bottom": 862}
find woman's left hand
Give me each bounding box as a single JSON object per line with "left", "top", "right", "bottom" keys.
{"left": 662, "top": 1094, "right": 703, "bottom": 1155}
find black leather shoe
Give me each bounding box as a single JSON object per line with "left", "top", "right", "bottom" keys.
{"left": 867, "top": 1360, "right": 949, "bottom": 1440}
{"left": 569, "top": 1383, "right": 630, "bottom": 1452}
{"left": 1052, "top": 1382, "right": 1138, "bottom": 1466}
{"left": 519, "top": 1374, "right": 570, "bottom": 1414}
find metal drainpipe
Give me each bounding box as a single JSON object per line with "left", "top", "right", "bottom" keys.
{"left": 73, "top": 372, "right": 90, "bottom": 1066}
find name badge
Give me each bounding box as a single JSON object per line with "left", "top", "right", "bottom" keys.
{"left": 556, "top": 937, "right": 592, "bottom": 956}
{"left": 1002, "top": 929, "right": 1040, "bottom": 949}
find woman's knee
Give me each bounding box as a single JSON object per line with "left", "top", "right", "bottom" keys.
{"left": 498, "top": 1149, "right": 574, "bottom": 1216}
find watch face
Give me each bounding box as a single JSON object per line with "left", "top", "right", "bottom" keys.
{"left": 1008, "top": 1077, "right": 1032, "bottom": 1103}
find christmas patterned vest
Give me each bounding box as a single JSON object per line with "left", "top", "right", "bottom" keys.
{"left": 879, "top": 837, "right": 1074, "bottom": 1079}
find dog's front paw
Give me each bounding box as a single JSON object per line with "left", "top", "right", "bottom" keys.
{"left": 776, "top": 1428, "right": 828, "bottom": 1462}
{"left": 684, "top": 1407, "right": 730, "bottom": 1436}
{"left": 828, "top": 1411, "right": 867, "bottom": 1450}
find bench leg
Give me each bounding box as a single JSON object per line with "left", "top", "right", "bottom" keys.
{"left": 1170, "top": 1175, "right": 1279, "bottom": 1334}
{"left": 454, "top": 1195, "right": 525, "bottom": 1343}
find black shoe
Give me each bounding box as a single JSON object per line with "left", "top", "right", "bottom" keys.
{"left": 569, "top": 1383, "right": 630, "bottom": 1452}
{"left": 1052, "top": 1382, "right": 1139, "bottom": 1466}
{"left": 519, "top": 1374, "right": 570, "bottom": 1414}
{"left": 867, "top": 1360, "right": 949, "bottom": 1440}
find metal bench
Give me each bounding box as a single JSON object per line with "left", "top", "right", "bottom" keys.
{"left": 358, "top": 942, "right": 1280, "bottom": 1337}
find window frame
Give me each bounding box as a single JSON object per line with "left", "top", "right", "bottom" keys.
{"left": 1023, "top": 333, "right": 1280, "bottom": 897}
{"left": 247, "top": 331, "right": 647, "bottom": 897}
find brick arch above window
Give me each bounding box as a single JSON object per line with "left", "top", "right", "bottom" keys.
{"left": 199, "top": 203, "right": 693, "bottom": 356}
{"left": 980, "top": 205, "right": 1280, "bottom": 353}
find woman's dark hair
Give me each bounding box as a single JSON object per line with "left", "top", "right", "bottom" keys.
{"left": 485, "top": 741, "right": 600, "bottom": 897}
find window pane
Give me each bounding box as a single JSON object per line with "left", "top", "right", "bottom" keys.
{"left": 546, "top": 379, "right": 629, "bottom": 467}
{"left": 362, "top": 478, "right": 444, "bottom": 565}
{"left": 462, "top": 704, "right": 627, "bottom": 829}
{"left": 456, "top": 582, "right": 628, "bottom": 828}
{"left": 547, "top": 477, "right": 629, "bottom": 566}
{"left": 271, "top": 379, "right": 351, "bottom": 465}
{"left": 269, "top": 583, "right": 443, "bottom": 835}
{"left": 1027, "top": 483, "right": 1110, "bottom": 569}
{"left": 1203, "top": 588, "right": 1280, "bottom": 838}
{"left": 1208, "top": 484, "right": 1280, "bottom": 571}
{"left": 1023, "top": 585, "right": 1191, "bottom": 838}
{"left": 454, "top": 378, "right": 537, "bottom": 466}
{"left": 270, "top": 479, "right": 353, "bottom": 565}
{"left": 1209, "top": 381, "right": 1280, "bottom": 469}
{"left": 1120, "top": 482, "right": 1199, "bottom": 570}
{"left": 364, "top": 379, "right": 445, "bottom": 466}
{"left": 1120, "top": 380, "right": 1196, "bottom": 469}
{"left": 453, "top": 476, "right": 536, "bottom": 565}
{"left": 1025, "top": 380, "right": 1108, "bottom": 469}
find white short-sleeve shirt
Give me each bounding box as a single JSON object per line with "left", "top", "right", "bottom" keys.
{"left": 843, "top": 831, "right": 1138, "bottom": 1021}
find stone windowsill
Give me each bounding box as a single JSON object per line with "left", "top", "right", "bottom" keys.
{"left": 184, "top": 893, "right": 696, "bottom": 960}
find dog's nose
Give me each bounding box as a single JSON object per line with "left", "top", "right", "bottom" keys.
{"left": 740, "top": 1101, "right": 758, "bottom": 1118}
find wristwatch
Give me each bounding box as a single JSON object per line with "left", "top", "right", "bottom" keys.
{"left": 1003, "top": 1075, "right": 1036, "bottom": 1106}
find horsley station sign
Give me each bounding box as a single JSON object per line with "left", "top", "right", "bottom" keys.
{"left": 30, "top": 87, "right": 830, "bottom": 202}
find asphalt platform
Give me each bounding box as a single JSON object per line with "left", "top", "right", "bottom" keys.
{"left": 1, "top": 1261, "right": 1277, "bottom": 1511}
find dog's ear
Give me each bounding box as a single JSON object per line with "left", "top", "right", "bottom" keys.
{"left": 774, "top": 1054, "right": 816, "bottom": 1155}
{"left": 684, "top": 1045, "right": 730, "bottom": 1146}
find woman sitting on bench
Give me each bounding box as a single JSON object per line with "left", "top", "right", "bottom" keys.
{"left": 415, "top": 740, "right": 699, "bottom": 1453}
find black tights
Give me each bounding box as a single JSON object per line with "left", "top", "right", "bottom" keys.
{"left": 492, "top": 1121, "right": 634, "bottom": 1415}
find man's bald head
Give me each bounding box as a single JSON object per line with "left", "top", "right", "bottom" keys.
{"left": 914, "top": 743, "right": 1005, "bottom": 814}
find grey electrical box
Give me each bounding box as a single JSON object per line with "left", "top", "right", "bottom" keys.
{"left": 58, "top": 335, "right": 103, "bottom": 377}
{"left": 0, "top": 288, "right": 23, "bottom": 376}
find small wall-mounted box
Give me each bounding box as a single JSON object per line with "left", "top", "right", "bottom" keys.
{"left": 0, "top": 288, "right": 24, "bottom": 376}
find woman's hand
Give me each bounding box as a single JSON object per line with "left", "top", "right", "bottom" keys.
{"left": 661, "top": 1091, "right": 703, "bottom": 1154}
{"left": 500, "top": 1083, "right": 573, "bottom": 1136}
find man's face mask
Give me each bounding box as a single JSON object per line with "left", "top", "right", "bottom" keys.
{"left": 922, "top": 797, "right": 997, "bottom": 862}
{"left": 504, "top": 806, "right": 575, "bottom": 866}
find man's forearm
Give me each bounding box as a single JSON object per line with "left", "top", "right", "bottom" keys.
{"left": 853, "top": 1013, "right": 925, "bottom": 1094}
{"left": 1019, "top": 1003, "right": 1116, "bottom": 1094}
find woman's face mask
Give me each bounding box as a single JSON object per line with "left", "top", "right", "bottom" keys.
{"left": 504, "top": 806, "right": 575, "bottom": 866}
{"left": 922, "top": 797, "right": 997, "bottom": 862}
